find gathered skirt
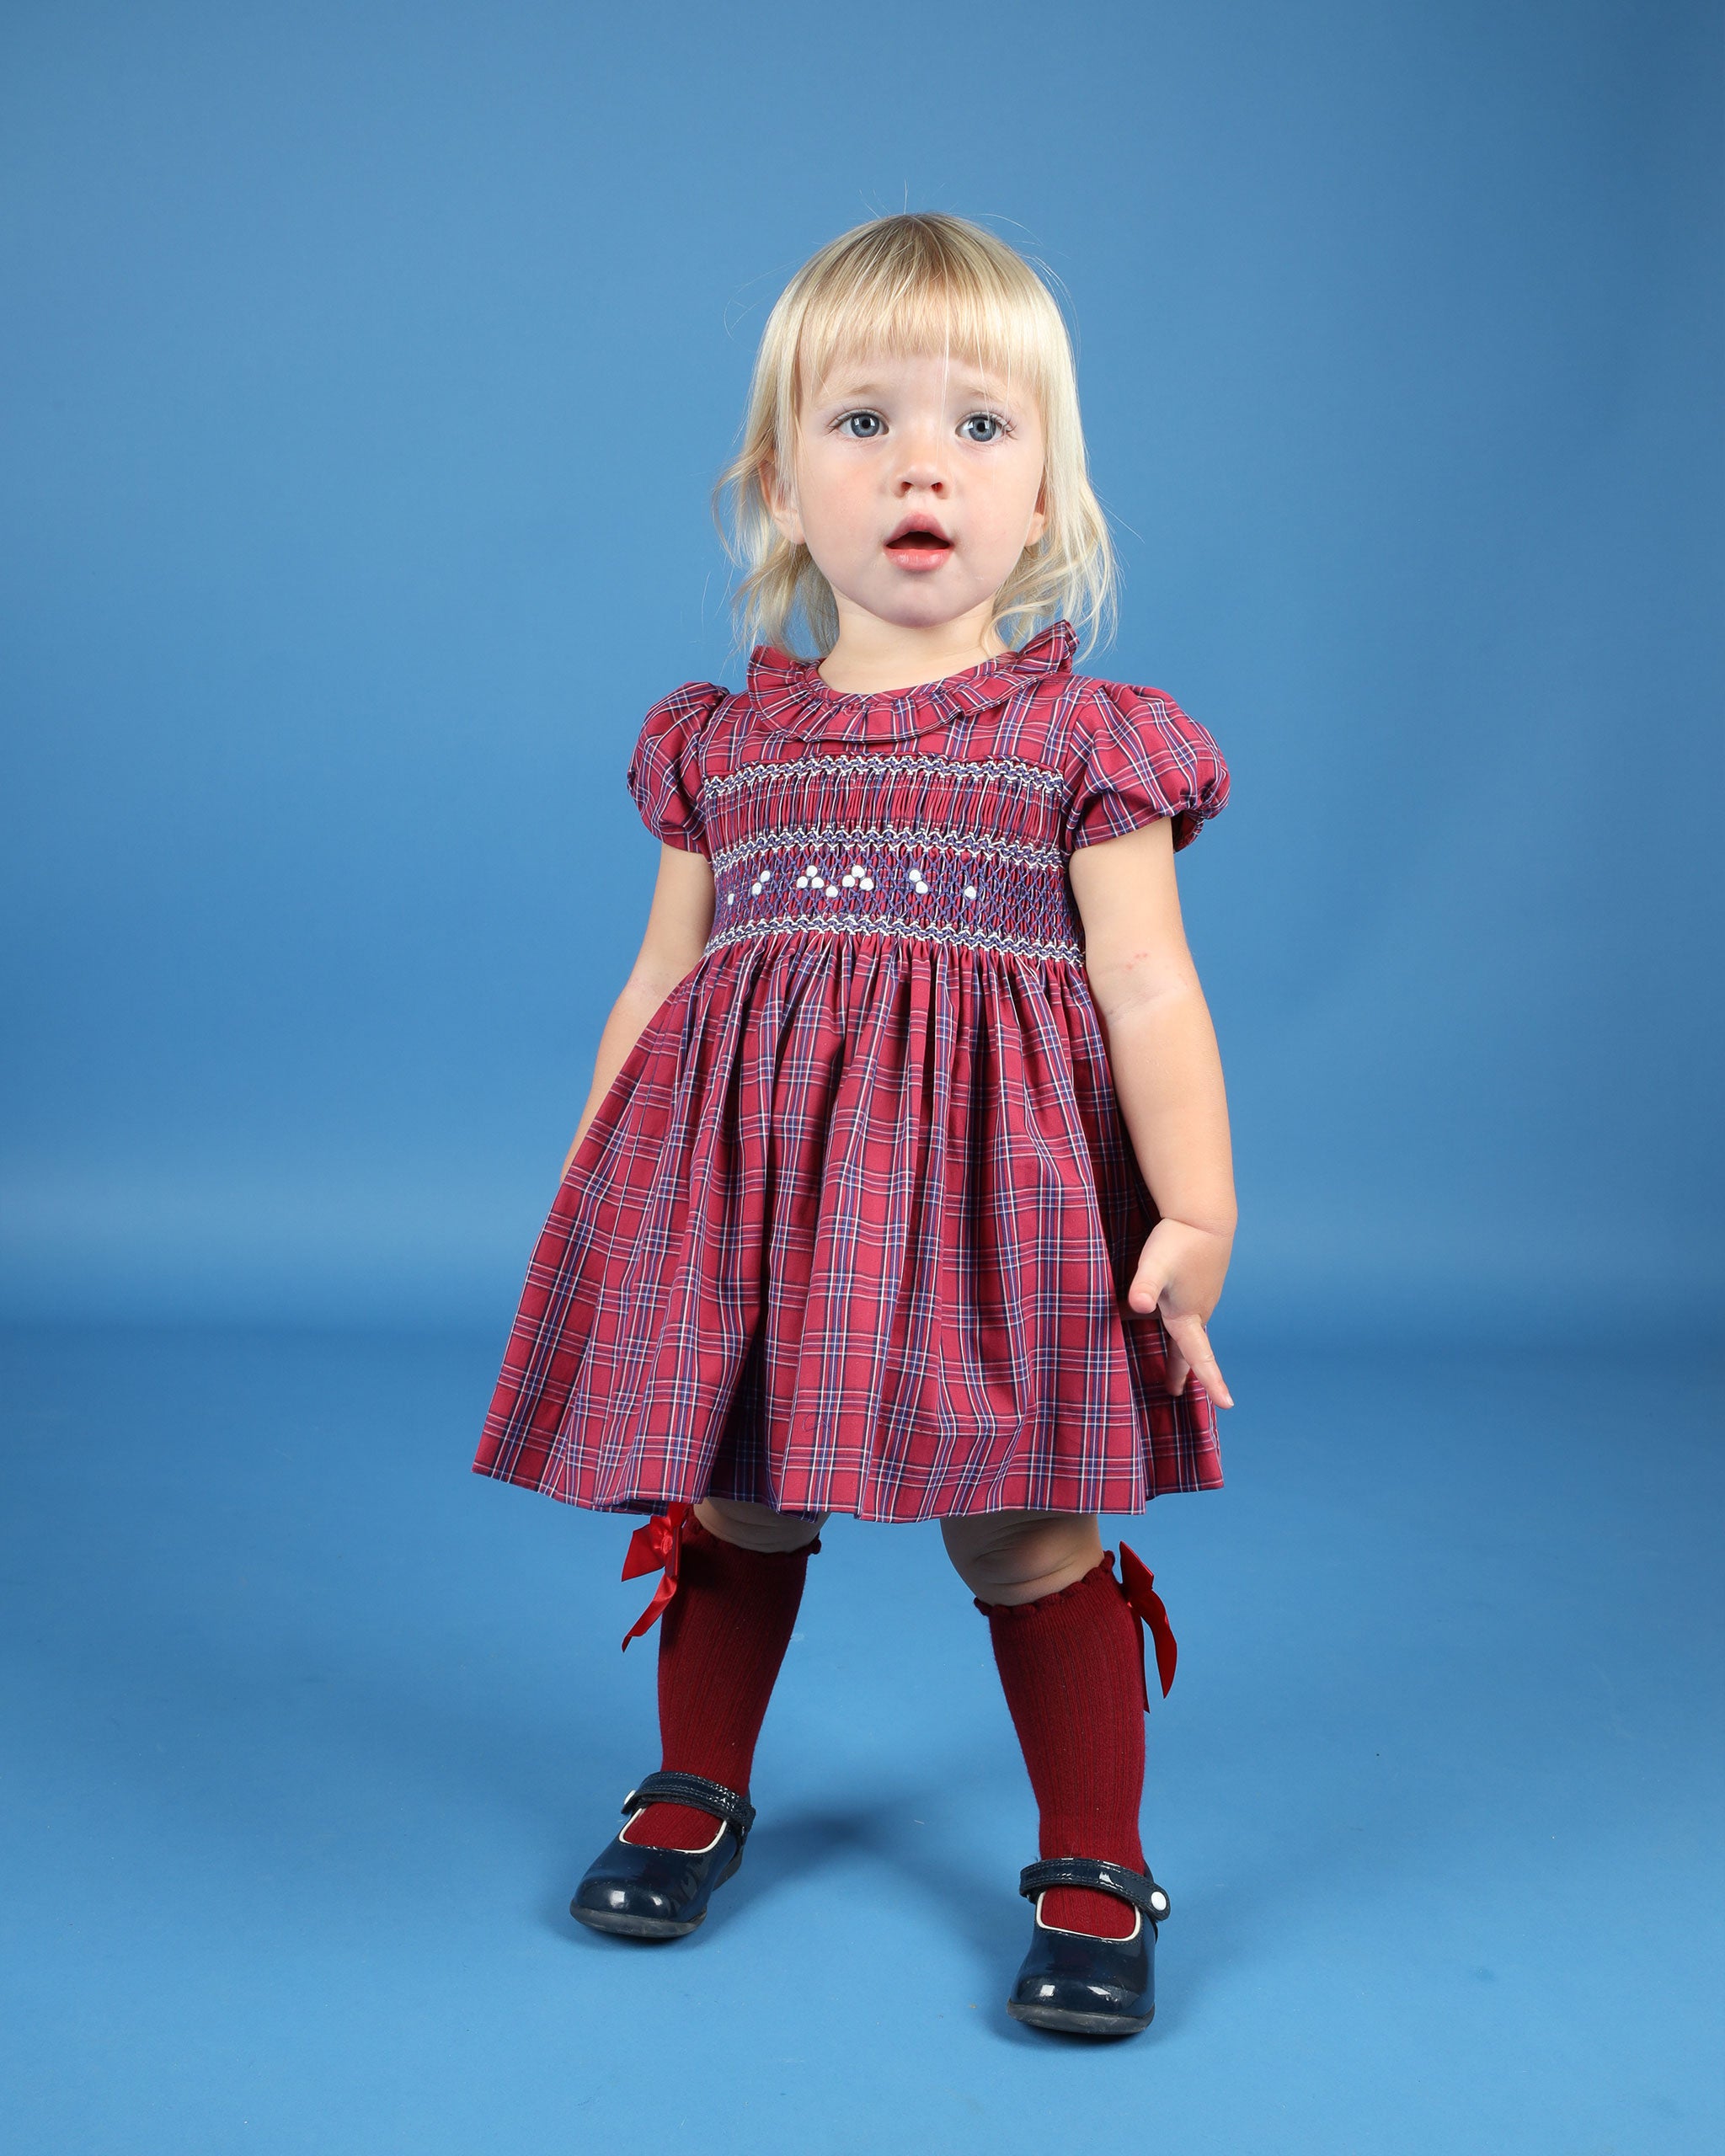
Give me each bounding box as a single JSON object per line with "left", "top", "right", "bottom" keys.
{"left": 472, "top": 930, "right": 1224, "bottom": 1521}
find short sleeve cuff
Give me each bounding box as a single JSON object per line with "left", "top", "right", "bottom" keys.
{"left": 1065, "top": 685, "right": 1230, "bottom": 854}
{"left": 625, "top": 681, "right": 729, "bottom": 855}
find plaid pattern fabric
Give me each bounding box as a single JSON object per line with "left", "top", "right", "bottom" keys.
{"left": 473, "top": 621, "right": 1231, "bottom": 1521}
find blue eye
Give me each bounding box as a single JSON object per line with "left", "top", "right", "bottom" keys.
{"left": 962, "top": 413, "right": 1007, "bottom": 443}
{"left": 841, "top": 411, "right": 884, "bottom": 439}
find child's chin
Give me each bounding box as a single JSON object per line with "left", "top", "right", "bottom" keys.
{"left": 844, "top": 579, "right": 980, "bottom": 630}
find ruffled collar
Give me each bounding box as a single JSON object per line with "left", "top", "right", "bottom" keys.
{"left": 745, "top": 619, "right": 1077, "bottom": 743}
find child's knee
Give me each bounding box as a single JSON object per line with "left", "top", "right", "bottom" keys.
{"left": 941, "top": 1510, "right": 1104, "bottom": 1605}
{"left": 696, "top": 1495, "right": 828, "bottom": 1553}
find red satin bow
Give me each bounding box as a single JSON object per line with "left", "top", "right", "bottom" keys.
{"left": 619, "top": 1502, "right": 693, "bottom": 1650}
{"left": 1118, "top": 1540, "right": 1178, "bottom": 1710}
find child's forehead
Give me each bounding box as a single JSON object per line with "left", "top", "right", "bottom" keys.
{"left": 800, "top": 340, "right": 1032, "bottom": 403}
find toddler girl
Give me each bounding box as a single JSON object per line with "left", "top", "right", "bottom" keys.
{"left": 473, "top": 211, "right": 1236, "bottom": 2039}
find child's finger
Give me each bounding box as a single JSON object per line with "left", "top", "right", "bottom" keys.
{"left": 1166, "top": 1311, "right": 1234, "bottom": 1409}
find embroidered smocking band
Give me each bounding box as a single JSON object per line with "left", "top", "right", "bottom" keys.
{"left": 619, "top": 1502, "right": 693, "bottom": 1649}
{"left": 704, "top": 823, "right": 1085, "bottom": 963}
{"left": 1118, "top": 1540, "right": 1178, "bottom": 1710}
{"left": 702, "top": 749, "right": 1069, "bottom": 806}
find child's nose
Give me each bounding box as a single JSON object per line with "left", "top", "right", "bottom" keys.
{"left": 893, "top": 452, "right": 948, "bottom": 493}
{"left": 891, "top": 420, "right": 950, "bottom": 491}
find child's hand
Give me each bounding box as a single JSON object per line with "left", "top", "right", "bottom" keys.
{"left": 1125, "top": 1218, "right": 1235, "bottom": 1408}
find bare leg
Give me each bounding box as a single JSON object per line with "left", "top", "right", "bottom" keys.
{"left": 697, "top": 1494, "right": 829, "bottom": 1552}
{"left": 940, "top": 1508, "right": 1103, "bottom": 1604}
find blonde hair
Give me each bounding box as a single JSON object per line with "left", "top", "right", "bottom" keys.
{"left": 714, "top": 213, "right": 1118, "bottom": 662}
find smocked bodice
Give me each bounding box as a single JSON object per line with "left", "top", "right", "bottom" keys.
{"left": 700, "top": 742, "right": 1085, "bottom": 964}
{"left": 622, "top": 616, "right": 1230, "bottom": 974}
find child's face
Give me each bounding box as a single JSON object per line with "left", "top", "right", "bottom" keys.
{"left": 772, "top": 348, "right": 1049, "bottom": 640}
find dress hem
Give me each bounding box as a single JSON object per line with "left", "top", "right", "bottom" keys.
{"left": 470, "top": 1454, "right": 1224, "bottom": 1523}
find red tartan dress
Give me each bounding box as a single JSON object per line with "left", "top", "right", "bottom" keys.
{"left": 472, "top": 620, "right": 1231, "bottom": 1522}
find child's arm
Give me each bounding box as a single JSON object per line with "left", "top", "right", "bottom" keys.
{"left": 1068, "top": 814, "right": 1236, "bottom": 1407}
{"left": 561, "top": 845, "right": 715, "bottom": 1176}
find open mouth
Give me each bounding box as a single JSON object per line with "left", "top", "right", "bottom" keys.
{"left": 884, "top": 519, "right": 953, "bottom": 563}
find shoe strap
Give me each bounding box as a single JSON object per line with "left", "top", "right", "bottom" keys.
{"left": 1019, "top": 1856, "right": 1170, "bottom": 1924}
{"left": 622, "top": 1770, "right": 756, "bottom": 1844}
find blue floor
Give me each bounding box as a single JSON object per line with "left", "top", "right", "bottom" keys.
{"left": 2, "top": 1324, "right": 1720, "bottom": 2155}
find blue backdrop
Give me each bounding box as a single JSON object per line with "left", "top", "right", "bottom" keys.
{"left": 4, "top": 11, "right": 1723, "bottom": 2155}
{"left": 3, "top": 0, "right": 1720, "bottom": 1341}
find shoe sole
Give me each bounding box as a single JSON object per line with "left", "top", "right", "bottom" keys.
{"left": 1007, "top": 1999, "right": 1155, "bottom": 2038}
{"left": 568, "top": 1848, "right": 743, "bottom": 1942}
{"left": 570, "top": 1903, "right": 705, "bottom": 1941}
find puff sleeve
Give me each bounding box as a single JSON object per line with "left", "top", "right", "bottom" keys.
{"left": 624, "top": 680, "right": 729, "bottom": 855}
{"left": 1063, "top": 683, "right": 1231, "bottom": 854}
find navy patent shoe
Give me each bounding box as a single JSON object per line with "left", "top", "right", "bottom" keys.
{"left": 569, "top": 1770, "right": 756, "bottom": 1941}
{"left": 1006, "top": 1857, "right": 1170, "bottom": 2037}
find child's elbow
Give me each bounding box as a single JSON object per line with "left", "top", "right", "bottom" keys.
{"left": 1084, "top": 953, "right": 1203, "bottom": 1023}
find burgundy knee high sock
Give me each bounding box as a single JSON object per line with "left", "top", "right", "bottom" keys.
{"left": 622, "top": 1518, "right": 815, "bottom": 1851}
{"left": 979, "top": 1552, "right": 1148, "bottom": 1940}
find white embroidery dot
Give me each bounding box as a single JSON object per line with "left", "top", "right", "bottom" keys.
{"left": 964, "top": 884, "right": 977, "bottom": 900}
{"left": 825, "top": 883, "right": 839, "bottom": 898}
{"left": 860, "top": 877, "right": 874, "bottom": 891}
{"left": 760, "top": 867, "right": 772, "bottom": 881}
{"left": 795, "top": 876, "right": 809, "bottom": 889}
{"left": 726, "top": 892, "right": 736, "bottom": 905}
{"left": 841, "top": 874, "right": 856, "bottom": 888}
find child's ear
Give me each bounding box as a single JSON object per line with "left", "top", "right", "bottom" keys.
{"left": 1024, "top": 475, "right": 1049, "bottom": 550}
{"left": 764, "top": 457, "right": 805, "bottom": 547}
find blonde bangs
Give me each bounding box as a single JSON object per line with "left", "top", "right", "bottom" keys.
{"left": 714, "top": 213, "right": 1118, "bottom": 663}
{"left": 793, "top": 230, "right": 1049, "bottom": 416}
